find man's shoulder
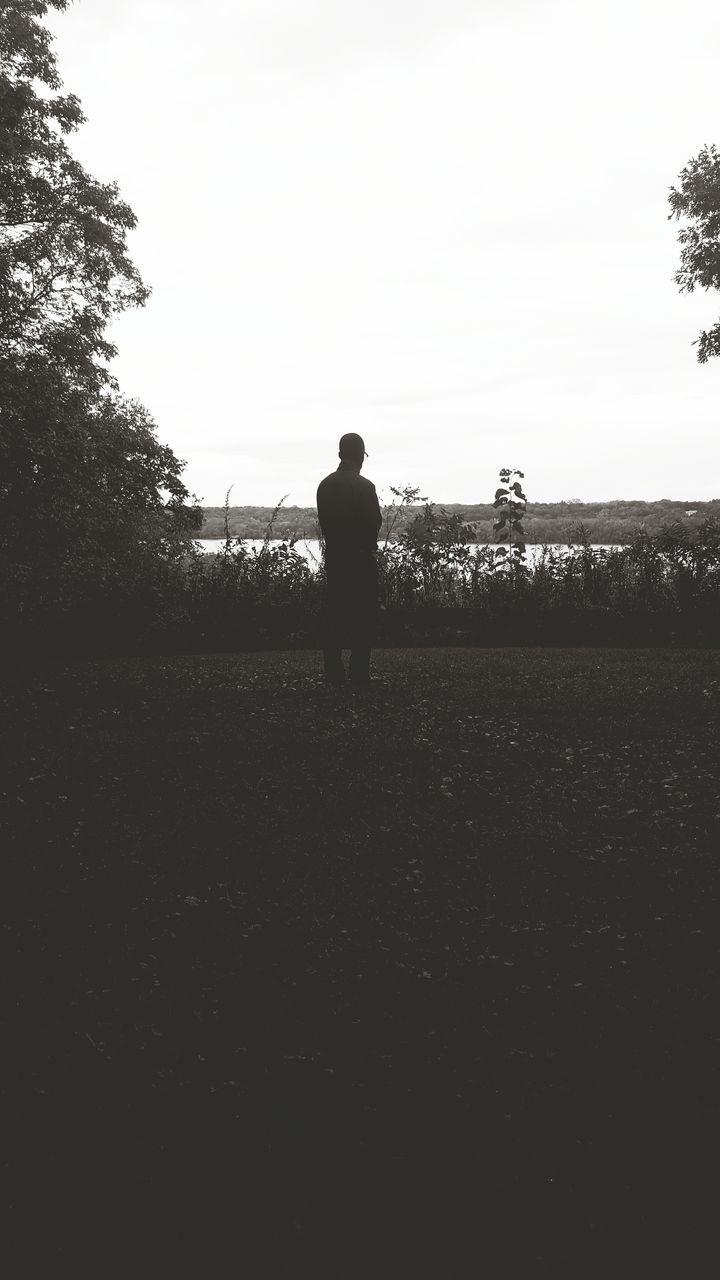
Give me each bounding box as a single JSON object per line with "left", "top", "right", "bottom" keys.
{"left": 317, "top": 472, "right": 334, "bottom": 490}
{"left": 348, "top": 472, "right": 378, "bottom": 497}
{"left": 317, "top": 470, "right": 377, "bottom": 494}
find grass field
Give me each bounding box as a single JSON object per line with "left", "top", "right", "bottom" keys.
{"left": 4, "top": 647, "right": 720, "bottom": 1276}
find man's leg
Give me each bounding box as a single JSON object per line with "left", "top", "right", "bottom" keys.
{"left": 323, "top": 571, "right": 346, "bottom": 685}
{"left": 349, "top": 557, "right": 377, "bottom": 686}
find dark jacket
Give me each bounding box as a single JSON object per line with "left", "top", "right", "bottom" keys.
{"left": 316, "top": 461, "right": 382, "bottom": 559}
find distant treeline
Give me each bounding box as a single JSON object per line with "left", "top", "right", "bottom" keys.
{"left": 200, "top": 499, "right": 720, "bottom": 545}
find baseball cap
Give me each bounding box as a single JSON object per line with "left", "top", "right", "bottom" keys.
{"left": 339, "top": 432, "right": 368, "bottom": 459}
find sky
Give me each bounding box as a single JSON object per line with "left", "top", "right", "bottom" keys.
{"left": 48, "top": 0, "right": 720, "bottom": 506}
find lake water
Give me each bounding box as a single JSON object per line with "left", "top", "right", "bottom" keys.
{"left": 195, "top": 538, "right": 324, "bottom": 563}
{"left": 195, "top": 539, "right": 619, "bottom": 566}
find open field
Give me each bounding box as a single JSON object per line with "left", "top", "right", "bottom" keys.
{"left": 3, "top": 648, "right": 720, "bottom": 1276}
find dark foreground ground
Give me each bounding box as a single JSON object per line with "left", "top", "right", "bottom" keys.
{"left": 3, "top": 648, "right": 720, "bottom": 1277}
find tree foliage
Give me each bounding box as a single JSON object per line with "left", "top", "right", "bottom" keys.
{"left": 668, "top": 144, "right": 720, "bottom": 362}
{"left": 0, "top": 364, "right": 200, "bottom": 615}
{"left": 0, "top": 0, "right": 201, "bottom": 635}
{"left": 0, "top": 0, "right": 147, "bottom": 382}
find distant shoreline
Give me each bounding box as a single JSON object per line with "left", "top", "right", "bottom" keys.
{"left": 199, "top": 499, "right": 719, "bottom": 545}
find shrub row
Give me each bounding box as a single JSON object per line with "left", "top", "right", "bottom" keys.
{"left": 7, "top": 518, "right": 718, "bottom": 659}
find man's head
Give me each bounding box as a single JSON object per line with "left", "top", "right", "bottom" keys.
{"left": 338, "top": 432, "right": 367, "bottom": 467}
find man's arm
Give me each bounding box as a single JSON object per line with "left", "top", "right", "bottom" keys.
{"left": 360, "top": 481, "right": 382, "bottom": 546}
{"left": 315, "top": 484, "right": 325, "bottom": 539}
{"left": 316, "top": 479, "right": 334, "bottom": 543}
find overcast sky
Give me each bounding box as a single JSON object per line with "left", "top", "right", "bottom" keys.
{"left": 49, "top": 0, "right": 720, "bottom": 505}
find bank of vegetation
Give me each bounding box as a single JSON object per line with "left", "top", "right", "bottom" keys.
{"left": 165, "top": 503, "right": 720, "bottom": 653}
{"left": 199, "top": 498, "right": 720, "bottom": 546}
{"left": 7, "top": 497, "right": 719, "bottom": 658}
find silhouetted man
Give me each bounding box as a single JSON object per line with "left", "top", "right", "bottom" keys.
{"left": 316, "top": 433, "right": 382, "bottom": 687}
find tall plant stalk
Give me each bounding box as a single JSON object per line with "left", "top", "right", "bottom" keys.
{"left": 493, "top": 468, "right": 527, "bottom": 574}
